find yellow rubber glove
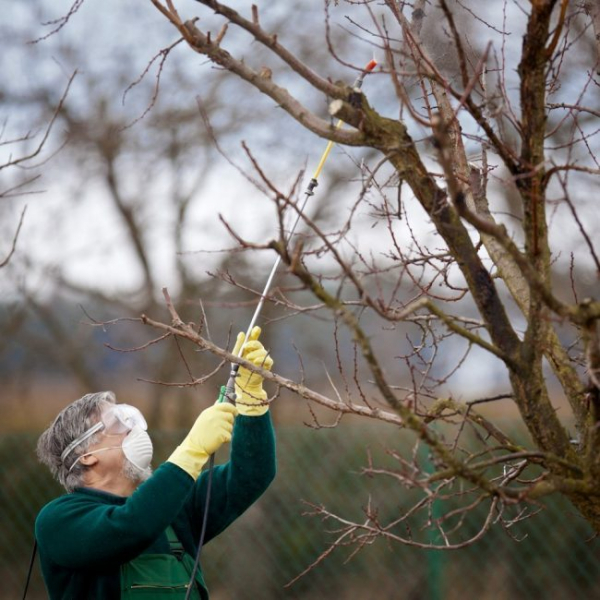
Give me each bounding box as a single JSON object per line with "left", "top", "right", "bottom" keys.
{"left": 233, "top": 326, "right": 273, "bottom": 416}
{"left": 167, "top": 402, "right": 238, "bottom": 479}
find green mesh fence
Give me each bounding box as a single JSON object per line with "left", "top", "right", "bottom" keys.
{"left": 3, "top": 423, "right": 600, "bottom": 600}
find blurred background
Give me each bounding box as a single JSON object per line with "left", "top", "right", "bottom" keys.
{"left": 2, "top": 1, "right": 600, "bottom": 598}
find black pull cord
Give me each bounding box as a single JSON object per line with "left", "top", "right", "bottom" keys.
{"left": 184, "top": 453, "right": 215, "bottom": 600}
{"left": 22, "top": 538, "right": 37, "bottom": 600}
{"left": 184, "top": 367, "right": 238, "bottom": 600}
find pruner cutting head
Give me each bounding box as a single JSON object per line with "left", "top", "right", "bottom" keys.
{"left": 355, "top": 58, "right": 378, "bottom": 89}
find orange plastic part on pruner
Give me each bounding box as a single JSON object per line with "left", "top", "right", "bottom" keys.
{"left": 364, "top": 59, "right": 378, "bottom": 72}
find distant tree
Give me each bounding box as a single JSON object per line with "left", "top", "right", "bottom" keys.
{"left": 0, "top": 0, "right": 348, "bottom": 426}
{"left": 0, "top": 4, "right": 253, "bottom": 422}
{"left": 0, "top": 71, "right": 75, "bottom": 269}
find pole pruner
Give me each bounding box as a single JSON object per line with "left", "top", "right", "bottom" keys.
{"left": 217, "top": 58, "right": 378, "bottom": 405}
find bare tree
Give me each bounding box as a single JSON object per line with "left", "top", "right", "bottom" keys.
{"left": 113, "top": 0, "right": 600, "bottom": 558}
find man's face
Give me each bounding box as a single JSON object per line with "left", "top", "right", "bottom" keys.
{"left": 93, "top": 404, "right": 153, "bottom": 484}
{"left": 66, "top": 402, "right": 151, "bottom": 484}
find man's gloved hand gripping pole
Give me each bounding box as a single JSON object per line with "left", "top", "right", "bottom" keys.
{"left": 232, "top": 326, "right": 273, "bottom": 416}
{"left": 167, "top": 402, "right": 238, "bottom": 479}
{"left": 167, "top": 326, "right": 273, "bottom": 479}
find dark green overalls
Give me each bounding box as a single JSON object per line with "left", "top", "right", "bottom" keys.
{"left": 120, "top": 527, "right": 208, "bottom": 599}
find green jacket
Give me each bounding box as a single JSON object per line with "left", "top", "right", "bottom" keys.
{"left": 35, "top": 413, "right": 276, "bottom": 599}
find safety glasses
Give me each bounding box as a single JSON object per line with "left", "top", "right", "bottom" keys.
{"left": 61, "top": 404, "right": 147, "bottom": 464}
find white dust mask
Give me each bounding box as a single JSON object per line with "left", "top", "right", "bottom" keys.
{"left": 121, "top": 425, "right": 153, "bottom": 470}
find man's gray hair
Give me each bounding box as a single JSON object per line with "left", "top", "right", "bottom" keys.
{"left": 37, "top": 391, "right": 117, "bottom": 492}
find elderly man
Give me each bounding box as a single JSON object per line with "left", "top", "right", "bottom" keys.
{"left": 35, "top": 327, "right": 275, "bottom": 600}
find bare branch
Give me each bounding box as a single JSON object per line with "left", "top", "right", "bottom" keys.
{"left": 0, "top": 71, "right": 76, "bottom": 172}
{"left": 0, "top": 206, "right": 27, "bottom": 269}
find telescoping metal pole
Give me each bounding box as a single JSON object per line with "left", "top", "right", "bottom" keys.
{"left": 218, "top": 58, "right": 378, "bottom": 404}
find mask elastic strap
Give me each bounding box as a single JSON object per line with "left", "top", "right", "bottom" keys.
{"left": 67, "top": 446, "right": 121, "bottom": 473}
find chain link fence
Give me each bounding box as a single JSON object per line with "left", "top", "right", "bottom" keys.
{"left": 3, "top": 422, "right": 600, "bottom": 599}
